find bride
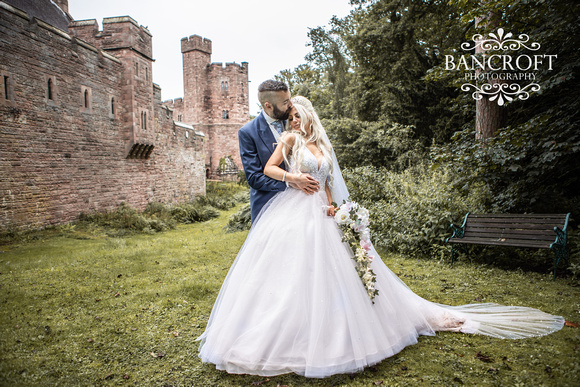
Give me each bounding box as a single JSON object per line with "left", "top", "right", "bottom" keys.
{"left": 197, "top": 96, "right": 564, "bottom": 378}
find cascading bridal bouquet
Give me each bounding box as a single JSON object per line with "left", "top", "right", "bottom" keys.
{"left": 332, "top": 200, "right": 379, "bottom": 302}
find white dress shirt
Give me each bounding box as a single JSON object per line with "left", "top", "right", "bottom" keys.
{"left": 263, "top": 111, "right": 284, "bottom": 141}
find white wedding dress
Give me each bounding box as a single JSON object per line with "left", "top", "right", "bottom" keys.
{"left": 197, "top": 148, "right": 564, "bottom": 378}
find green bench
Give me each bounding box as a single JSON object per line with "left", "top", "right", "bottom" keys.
{"left": 446, "top": 213, "right": 571, "bottom": 280}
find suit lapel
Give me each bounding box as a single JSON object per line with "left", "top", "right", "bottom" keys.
{"left": 257, "top": 112, "right": 277, "bottom": 154}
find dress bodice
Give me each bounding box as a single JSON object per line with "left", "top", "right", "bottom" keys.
{"left": 290, "top": 147, "right": 330, "bottom": 191}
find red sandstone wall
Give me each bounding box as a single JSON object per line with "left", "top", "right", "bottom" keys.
{"left": 180, "top": 35, "right": 249, "bottom": 176}
{"left": 0, "top": 3, "right": 205, "bottom": 232}
{"left": 70, "top": 17, "right": 155, "bottom": 153}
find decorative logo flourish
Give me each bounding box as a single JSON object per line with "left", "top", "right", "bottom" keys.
{"left": 461, "top": 28, "right": 541, "bottom": 52}
{"left": 461, "top": 82, "right": 541, "bottom": 106}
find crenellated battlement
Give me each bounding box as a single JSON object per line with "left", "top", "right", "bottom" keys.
{"left": 181, "top": 34, "right": 212, "bottom": 55}
{"left": 70, "top": 16, "right": 153, "bottom": 59}
{"left": 209, "top": 62, "right": 249, "bottom": 71}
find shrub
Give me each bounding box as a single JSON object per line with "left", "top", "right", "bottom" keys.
{"left": 206, "top": 180, "right": 247, "bottom": 198}
{"left": 33, "top": 182, "right": 251, "bottom": 237}
{"left": 196, "top": 195, "right": 235, "bottom": 211}
{"left": 343, "top": 165, "right": 490, "bottom": 259}
{"left": 170, "top": 203, "right": 220, "bottom": 224}
{"left": 224, "top": 203, "right": 251, "bottom": 233}
{"left": 78, "top": 202, "right": 175, "bottom": 234}
{"left": 232, "top": 190, "right": 250, "bottom": 204}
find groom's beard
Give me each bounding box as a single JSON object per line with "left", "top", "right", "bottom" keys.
{"left": 272, "top": 104, "right": 291, "bottom": 120}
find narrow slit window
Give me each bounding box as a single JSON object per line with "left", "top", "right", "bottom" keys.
{"left": 84, "top": 89, "right": 89, "bottom": 108}
{"left": 47, "top": 78, "right": 53, "bottom": 100}
{"left": 111, "top": 97, "right": 115, "bottom": 115}
{"left": 144, "top": 112, "right": 147, "bottom": 129}
{"left": 4, "top": 76, "right": 9, "bottom": 100}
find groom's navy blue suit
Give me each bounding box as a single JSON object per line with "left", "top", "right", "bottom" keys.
{"left": 239, "top": 111, "right": 287, "bottom": 223}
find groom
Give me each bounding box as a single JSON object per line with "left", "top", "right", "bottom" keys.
{"left": 238, "top": 80, "right": 319, "bottom": 223}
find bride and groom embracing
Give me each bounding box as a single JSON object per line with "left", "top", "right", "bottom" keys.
{"left": 196, "top": 80, "right": 564, "bottom": 378}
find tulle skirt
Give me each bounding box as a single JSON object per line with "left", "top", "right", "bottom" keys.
{"left": 197, "top": 188, "right": 564, "bottom": 378}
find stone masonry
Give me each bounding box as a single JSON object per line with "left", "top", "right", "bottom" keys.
{"left": 164, "top": 35, "right": 249, "bottom": 178}
{"left": 0, "top": 0, "right": 206, "bottom": 232}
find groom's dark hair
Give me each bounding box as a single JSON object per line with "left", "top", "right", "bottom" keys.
{"left": 258, "top": 80, "right": 288, "bottom": 107}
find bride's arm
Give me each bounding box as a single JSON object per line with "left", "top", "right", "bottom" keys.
{"left": 325, "top": 180, "right": 336, "bottom": 216}
{"left": 264, "top": 133, "right": 319, "bottom": 192}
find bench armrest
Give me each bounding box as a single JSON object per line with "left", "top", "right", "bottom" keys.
{"left": 446, "top": 212, "right": 469, "bottom": 242}
{"left": 550, "top": 213, "right": 570, "bottom": 249}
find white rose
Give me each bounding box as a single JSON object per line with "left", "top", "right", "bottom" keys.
{"left": 334, "top": 208, "right": 351, "bottom": 225}
{"left": 357, "top": 207, "right": 370, "bottom": 226}
{"left": 363, "top": 269, "right": 374, "bottom": 283}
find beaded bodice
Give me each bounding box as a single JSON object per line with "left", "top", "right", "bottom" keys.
{"left": 289, "top": 147, "right": 330, "bottom": 191}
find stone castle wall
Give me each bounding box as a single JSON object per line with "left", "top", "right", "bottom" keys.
{"left": 0, "top": 2, "right": 206, "bottom": 232}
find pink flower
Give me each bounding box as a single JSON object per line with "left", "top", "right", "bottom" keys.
{"left": 360, "top": 239, "right": 372, "bottom": 251}
{"left": 343, "top": 201, "right": 353, "bottom": 212}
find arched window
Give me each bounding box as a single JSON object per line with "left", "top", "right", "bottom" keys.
{"left": 84, "top": 89, "right": 89, "bottom": 108}
{"left": 225, "top": 110, "right": 229, "bottom": 119}
{"left": 225, "top": 81, "right": 229, "bottom": 92}
{"left": 140, "top": 111, "right": 147, "bottom": 129}
{"left": 47, "top": 78, "right": 53, "bottom": 100}
{"left": 222, "top": 110, "right": 225, "bottom": 119}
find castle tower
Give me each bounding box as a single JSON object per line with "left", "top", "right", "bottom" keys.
{"left": 181, "top": 35, "right": 212, "bottom": 125}
{"left": 181, "top": 35, "right": 249, "bottom": 177}
{"left": 70, "top": 16, "right": 155, "bottom": 152}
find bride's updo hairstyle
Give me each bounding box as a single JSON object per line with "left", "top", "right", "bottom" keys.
{"left": 281, "top": 96, "right": 333, "bottom": 179}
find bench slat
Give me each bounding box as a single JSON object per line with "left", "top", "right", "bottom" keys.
{"left": 469, "top": 213, "right": 565, "bottom": 219}
{"left": 463, "top": 232, "right": 556, "bottom": 242}
{"left": 467, "top": 222, "right": 563, "bottom": 230}
{"left": 447, "top": 237, "right": 551, "bottom": 249}
{"left": 467, "top": 220, "right": 565, "bottom": 228}
{"left": 465, "top": 227, "right": 556, "bottom": 236}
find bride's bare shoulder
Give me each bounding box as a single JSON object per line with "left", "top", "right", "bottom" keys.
{"left": 281, "top": 131, "right": 300, "bottom": 146}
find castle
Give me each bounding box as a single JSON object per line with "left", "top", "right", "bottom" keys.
{"left": 0, "top": 0, "right": 249, "bottom": 232}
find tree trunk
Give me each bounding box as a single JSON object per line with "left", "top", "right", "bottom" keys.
{"left": 475, "top": 12, "right": 506, "bottom": 142}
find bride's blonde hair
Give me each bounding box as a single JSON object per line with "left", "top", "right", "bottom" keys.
{"left": 281, "top": 96, "right": 333, "bottom": 178}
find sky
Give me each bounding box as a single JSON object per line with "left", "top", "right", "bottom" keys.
{"left": 67, "top": 0, "right": 354, "bottom": 115}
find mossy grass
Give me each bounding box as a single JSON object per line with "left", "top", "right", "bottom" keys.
{"left": 0, "top": 205, "right": 578, "bottom": 386}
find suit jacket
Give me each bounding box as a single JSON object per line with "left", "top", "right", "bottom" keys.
{"left": 238, "top": 111, "right": 287, "bottom": 223}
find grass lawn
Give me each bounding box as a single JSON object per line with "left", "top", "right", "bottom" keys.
{"left": 0, "top": 204, "right": 578, "bottom": 386}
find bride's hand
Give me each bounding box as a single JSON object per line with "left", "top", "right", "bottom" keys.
{"left": 292, "top": 174, "right": 319, "bottom": 195}
{"left": 327, "top": 205, "right": 336, "bottom": 217}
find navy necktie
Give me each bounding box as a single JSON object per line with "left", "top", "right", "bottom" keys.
{"left": 272, "top": 120, "right": 283, "bottom": 135}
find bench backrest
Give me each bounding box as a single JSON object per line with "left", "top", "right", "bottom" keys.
{"left": 464, "top": 214, "right": 568, "bottom": 247}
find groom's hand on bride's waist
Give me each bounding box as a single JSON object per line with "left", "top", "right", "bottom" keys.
{"left": 289, "top": 174, "right": 319, "bottom": 195}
